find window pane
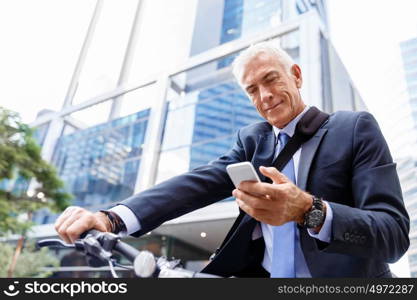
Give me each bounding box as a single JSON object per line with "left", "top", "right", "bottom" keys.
{"left": 117, "top": 83, "right": 157, "bottom": 118}
{"left": 68, "top": 100, "right": 113, "bottom": 127}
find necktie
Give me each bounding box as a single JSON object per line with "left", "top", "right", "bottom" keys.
{"left": 270, "top": 132, "right": 296, "bottom": 277}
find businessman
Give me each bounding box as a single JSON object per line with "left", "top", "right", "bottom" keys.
{"left": 55, "top": 42, "right": 409, "bottom": 277}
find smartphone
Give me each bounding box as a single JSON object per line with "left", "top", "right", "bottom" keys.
{"left": 226, "top": 161, "right": 261, "bottom": 188}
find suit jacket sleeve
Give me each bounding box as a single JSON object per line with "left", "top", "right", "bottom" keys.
{"left": 118, "top": 130, "right": 246, "bottom": 237}
{"left": 322, "top": 112, "right": 410, "bottom": 263}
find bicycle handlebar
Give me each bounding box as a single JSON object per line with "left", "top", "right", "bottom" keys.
{"left": 37, "top": 229, "right": 221, "bottom": 278}
{"left": 114, "top": 240, "right": 141, "bottom": 262}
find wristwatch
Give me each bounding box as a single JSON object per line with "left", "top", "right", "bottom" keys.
{"left": 302, "top": 196, "right": 326, "bottom": 228}
{"left": 99, "top": 210, "right": 127, "bottom": 234}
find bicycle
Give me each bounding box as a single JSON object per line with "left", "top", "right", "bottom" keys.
{"left": 37, "top": 230, "right": 220, "bottom": 278}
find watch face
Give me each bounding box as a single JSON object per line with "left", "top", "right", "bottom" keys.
{"left": 307, "top": 209, "right": 324, "bottom": 228}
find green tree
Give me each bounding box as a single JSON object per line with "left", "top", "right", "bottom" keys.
{"left": 0, "top": 242, "right": 59, "bottom": 278}
{"left": 0, "top": 106, "right": 72, "bottom": 276}
{"left": 0, "top": 106, "right": 71, "bottom": 236}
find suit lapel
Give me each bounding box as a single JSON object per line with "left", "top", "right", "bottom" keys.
{"left": 252, "top": 128, "right": 275, "bottom": 182}
{"left": 206, "top": 126, "right": 275, "bottom": 274}
{"left": 297, "top": 128, "right": 328, "bottom": 190}
{"left": 297, "top": 128, "right": 328, "bottom": 277}
{"left": 215, "top": 124, "right": 274, "bottom": 263}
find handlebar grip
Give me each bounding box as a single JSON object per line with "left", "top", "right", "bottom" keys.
{"left": 79, "top": 229, "right": 140, "bottom": 262}
{"left": 114, "top": 240, "right": 141, "bottom": 262}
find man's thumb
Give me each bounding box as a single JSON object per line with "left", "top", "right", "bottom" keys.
{"left": 259, "top": 166, "right": 288, "bottom": 184}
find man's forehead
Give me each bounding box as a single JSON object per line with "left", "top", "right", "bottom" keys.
{"left": 241, "top": 53, "right": 283, "bottom": 84}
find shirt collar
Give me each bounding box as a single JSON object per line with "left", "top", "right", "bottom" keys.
{"left": 272, "top": 106, "right": 309, "bottom": 138}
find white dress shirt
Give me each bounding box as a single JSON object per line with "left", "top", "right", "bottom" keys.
{"left": 257, "top": 106, "right": 333, "bottom": 276}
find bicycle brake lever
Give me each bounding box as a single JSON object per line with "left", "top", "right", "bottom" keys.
{"left": 36, "top": 239, "right": 75, "bottom": 249}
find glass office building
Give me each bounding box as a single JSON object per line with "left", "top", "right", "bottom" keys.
{"left": 5, "top": 0, "right": 368, "bottom": 276}
{"left": 400, "top": 37, "right": 417, "bottom": 277}
{"left": 32, "top": 109, "right": 150, "bottom": 225}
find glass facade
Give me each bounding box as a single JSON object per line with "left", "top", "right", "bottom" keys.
{"left": 157, "top": 40, "right": 300, "bottom": 186}
{"left": 32, "top": 109, "right": 150, "bottom": 225}
{"left": 157, "top": 73, "right": 263, "bottom": 184}
{"left": 296, "top": 0, "right": 327, "bottom": 24}
{"left": 156, "top": 0, "right": 302, "bottom": 185}
{"left": 191, "top": 0, "right": 325, "bottom": 57}
{"left": 190, "top": 0, "right": 282, "bottom": 57}
{"left": 218, "top": 0, "right": 283, "bottom": 67}
{"left": 221, "top": 0, "right": 282, "bottom": 44}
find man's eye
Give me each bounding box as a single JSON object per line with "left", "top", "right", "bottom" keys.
{"left": 247, "top": 88, "right": 257, "bottom": 95}
{"left": 266, "top": 76, "right": 278, "bottom": 82}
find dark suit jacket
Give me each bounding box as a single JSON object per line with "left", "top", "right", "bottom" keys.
{"left": 120, "top": 111, "right": 410, "bottom": 277}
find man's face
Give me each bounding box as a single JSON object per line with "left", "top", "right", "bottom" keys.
{"left": 241, "top": 52, "right": 305, "bottom": 129}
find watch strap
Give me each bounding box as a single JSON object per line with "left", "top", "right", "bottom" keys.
{"left": 302, "top": 196, "right": 325, "bottom": 228}
{"left": 99, "top": 210, "right": 127, "bottom": 234}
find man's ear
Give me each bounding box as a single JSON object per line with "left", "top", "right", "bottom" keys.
{"left": 291, "top": 64, "right": 303, "bottom": 88}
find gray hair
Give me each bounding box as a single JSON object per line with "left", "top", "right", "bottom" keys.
{"left": 232, "top": 41, "right": 295, "bottom": 85}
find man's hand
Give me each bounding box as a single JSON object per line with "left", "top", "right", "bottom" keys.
{"left": 54, "top": 206, "right": 112, "bottom": 244}
{"left": 232, "top": 166, "right": 312, "bottom": 226}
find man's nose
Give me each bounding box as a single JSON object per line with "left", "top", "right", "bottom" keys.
{"left": 259, "top": 85, "right": 273, "bottom": 103}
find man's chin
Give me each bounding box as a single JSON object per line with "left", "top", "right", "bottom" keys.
{"left": 269, "top": 120, "right": 286, "bottom": 129}
{"left": 267, "top": 114, "right": 289, "bottom": 128}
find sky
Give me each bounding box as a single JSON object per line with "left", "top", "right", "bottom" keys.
{"left": 328, "top": 0, "right": 417, "bottom": 120}
{"left": 0, "top": 0, "right": 95, "bottom": 122}
{"left": 0, "top": 0, "right": 417, "bottom": 276}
